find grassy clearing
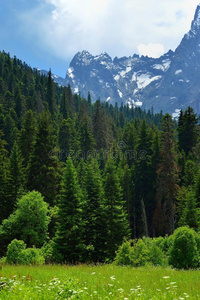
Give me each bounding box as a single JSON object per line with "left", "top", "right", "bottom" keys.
{"left": 0, "top": 264, "right": 199, "bottom": 299}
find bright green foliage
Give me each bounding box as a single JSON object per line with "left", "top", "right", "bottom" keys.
{"left": 0, "top": 191, "right": 50, "bottom": 247}
{"left": 6, "top": 239, "right": 44, "bottom": 265}
{"left": 104, "top": 158, "right": 130, "bottom": 259}
{"left": 6, "top": 239, "right": 26, "bottom": 264}
{"left": 55, "top": 157, "right": 84, "bottom": 262}
{"left": 114, "top": 240, "right": 133, "bottom": 265}
{"left": 132, "top": 239, "right": 150, "bottom": 266}
{"left": 178, "top": 188, "right": 200, "bottom": 230}
{"left": 169, "top": 227, "right": 199, "bottom": 269}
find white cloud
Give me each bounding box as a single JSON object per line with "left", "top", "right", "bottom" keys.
{"left": 137, "top": 43, "right": 165, "bottom": 58}
{"left": 18, "top": 0, "right": 200, "bottom": 62}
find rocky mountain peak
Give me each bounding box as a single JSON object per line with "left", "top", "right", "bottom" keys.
{"left": 50, "top": 4, "right": 200, "bottom": 115}
{"left": 191, "top": 4, "right": 200, "bottom": 32}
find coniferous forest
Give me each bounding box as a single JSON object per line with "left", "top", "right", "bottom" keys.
{"left": 0, "top": 51, "right": 200, "bottom": 266}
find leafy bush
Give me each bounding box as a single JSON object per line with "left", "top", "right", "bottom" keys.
{"left": 6, "top": 239, "right": 44, "bottom": 265}
{"left": 114, "top": 240, "right": 133, "bottom": 265}
{"left": 132, "top": 239, "right": 150, "bottom": 266}
{"left": 19, "top": 248, "right": 45, "bottom": 265}
{"left": 169, "top": 227, "right": 199, "bottom": 269}
{"left": 148, "top": 243, "right": 166, "bottom": 266}
{"left": 6, "top": 239, "right": 26, "bottom": 264}
{"left": 1, "top": 191, "right": 50, "bottom": 248}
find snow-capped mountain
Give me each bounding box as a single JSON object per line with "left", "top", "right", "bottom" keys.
{"left": 53, "top": 4, "right": 200, "bottom": 114}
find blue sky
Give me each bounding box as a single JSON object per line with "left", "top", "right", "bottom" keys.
{"left": 0, "top": 0, "right": 199, "bottom": 77}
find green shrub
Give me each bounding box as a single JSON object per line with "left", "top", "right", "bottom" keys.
{"left": 169, "top": 226, "right": 199, "bottom": 269}
{"left": 19, "top": 248, "right": 44, "bottom": 265}
{"left": 114, "top": 240, "right": 133, "bottom": 265}
{"left": 6, "top": 239, "right": 44, "bottom": 265}
{"left": 148, "top": 243, "right": 165, "bottom": 266}
{"left": 132, "top": 239, "right": 149, "bottom": 267}
{"left": 41, "top": 240, "right": 56, "bottom": 263}
{"left": 6, "top": 239, "right": 26, "bottom": 264}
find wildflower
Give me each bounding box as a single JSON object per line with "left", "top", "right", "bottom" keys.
{"left": 163, "top": 276, "right": 170, "bottom": 279}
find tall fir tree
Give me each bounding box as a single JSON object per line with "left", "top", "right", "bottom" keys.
{"left": 103, "top": 158, "right": 130, "bottom": 259}
{"left": 154, "top": 114, "right": 179, "bottom": 236}
{"left": 8, "top": 141, "right": 24, "bottom": 210}
{"left": 0, "top": 131, "right": 10, "bottom": 223}
{"left": 26, "top": 111, "right": 61, "bottom": 205}
{"left": 46, "top": 70, "right": 56, "bottom": 116}
{"left": 18, "top": 110, "right": 37, "bottom": 167}
{"left": 55, "top": 157, "right": 84, "bottom": 262}
{"left": 93, "top": 100, "right": 112, "bottom": 150}
{"left": 82, "top": 158, "right": 107, "bottom": 262}
{"left": 178, "top": 106, "right": 198, "bottom": 156}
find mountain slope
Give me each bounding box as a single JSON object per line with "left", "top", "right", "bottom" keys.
{"left": 53, "top": 4, "right": 200, "bottom": 114}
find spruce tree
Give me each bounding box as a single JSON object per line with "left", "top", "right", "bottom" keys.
{"left": 18, "top": 110, "right": 37, "bottom": 167}
{"left": 55, "top": 157, "right": 84, "bottom": 262}
{"left": 103, "top": 158, "right": 130, "bottom": 259}
{"left": 0, "top": 131, "right": 10, "bottom": 223}
{"left": 178, "top": 106, "right": 198, "bottom": 156}
{"left": 26, "top": 111, "right": 61, "bottom": 206}
{"left": 8, "top": 141, "right": 25, "bottom": 209}
{"left": 82, "top": 158, "right": 107, "bottom": 262}
{"left": 93, "top": 100, "right": 112, "bottom": 150}
{"left": 154, "top": 114, "right": 179, "bottom": 236}
{"left": 46, "top": 70, "right": 56, "bottom": 116}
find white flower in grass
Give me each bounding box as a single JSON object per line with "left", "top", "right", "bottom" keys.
{"left": 163, "top": 276, "right": 170, "bottom": 279}
{"left": 110, "top": 275, "right": 116, "bottom": 280}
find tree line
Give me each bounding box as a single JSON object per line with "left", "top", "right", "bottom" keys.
{"left": 0, "top": 51, "right": 200, "bottom": 263}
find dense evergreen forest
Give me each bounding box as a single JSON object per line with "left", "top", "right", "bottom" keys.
{"left": 0, "top": 51, "right": 200, "bottom": 263}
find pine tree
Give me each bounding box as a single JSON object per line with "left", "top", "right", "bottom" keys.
{"left": 77, "top": 101, "right": 95, "bottom": 154}
{"left": 55, "top": 157, "right": 84, "bottom": 262}
{"left": 154, "top": 114, "right": 179, "bottom": 236}
{"left": 8, "top": 141, "right": 25, "bottom": 209}
{"left": 0, "top": 131, "right": 10, "bottom": 223}
{"left": 178, "top": 188, "right": 199, "bottom": 230}
{"left": 18, "top": 110, "right": 37, "bottom": 167}
{"left": 133, "top": 119, "right": 154, "bottom": 237}
{"left": 103, "top": 158, "right": 130, "bottom": 259}
{"left": 3, "top": 112, "right": 17, "bottom": 153}
{"left": 82, "top": 158, "right": 107, "bottom": 262}
{"left": 93, "top": 100, "right": 112, "bottom": 150}
{"left": 46, "top": 70, "right": 56, "bottom": 116}
{"left": 58, "top": 118, "right": 77, "bottom": 160}
{"left": 178, "top": 106, "right": 198, "bottom": 156}
{"left": 26, "top": 111, "right": 61, "bottom": 205}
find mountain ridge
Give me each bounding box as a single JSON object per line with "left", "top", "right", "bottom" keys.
{"left": 46, "top": 4, "right": 200, "bottom": 114}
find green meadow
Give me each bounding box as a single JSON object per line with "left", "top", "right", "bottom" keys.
{"left": 0, "top": 265, "right": 199, "bottom": 299}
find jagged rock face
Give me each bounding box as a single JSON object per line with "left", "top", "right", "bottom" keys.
{"left": 53, "top": 4, "right": 200, "bottom": 114}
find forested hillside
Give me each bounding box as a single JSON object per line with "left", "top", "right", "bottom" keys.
{"left": 0, "top": 51, "right": 200, "bottom": 263}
